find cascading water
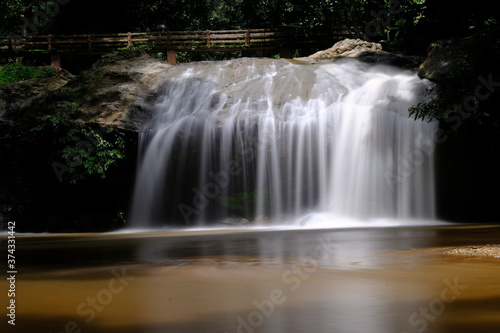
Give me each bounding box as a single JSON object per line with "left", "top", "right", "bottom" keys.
{"left": 130, "top": 58, "right": 437, "bottom": 227}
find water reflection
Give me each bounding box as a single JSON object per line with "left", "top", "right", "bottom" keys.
{"left": 133, "top": 227, "right": 440, "bottom": 270}
{"left": 132, "top": 227, "right": 442, "bottom": 333}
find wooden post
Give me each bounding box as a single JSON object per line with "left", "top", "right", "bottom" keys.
{"left": 8, "top": 34, "right": 20, "bottom": 53}
{"left": 87, "top": 34, "right": 92, "bottom": 51}
{"left": 279, "top": 45, "right": 291, "bottom": 59}
{"left": 206, "top": 31, "right": 211, "bottom": 48}
{"left": 50, "top": 52, "right": 61, "bottom": 68}
{"left": 127, "top": 32, "right": 132, "bottom": 47}
{"left": 166, "top": 49, "right": 176, "bottom": 65}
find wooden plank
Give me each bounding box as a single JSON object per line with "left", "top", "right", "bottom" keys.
{"left": 156, "top": 35, "right": 207, "bottom": 41}
{"left": 176, "top": 45, "right": 278, "bottom": 52}
{"left": 49, "top": 39, "right": 113, "bottom": 44}
{"left": 209, "top": 34, "right": 247, "bottom": 39}
{"left": 85, "top": 37, "right": 128, "bottom": 42}
{"left": 31, "top": 29, "right": 285, "bottom": 40}
{"left": 165, "top": 30, "right": 210, "bottom": 35}
{"left": 161, "top": 42, "right": 207, "bottom": 46}
{"left": 249, "top": 38, "right": 284, "bottom": 43}
{"left": 248, "top": 32, "right": 284, "bottom": 37}
{"left": 206, "top": 39, "right": 248, "bottom": 44}
{"left": 248, "top": 28, "right": 281, "bottom": 32}
{"left": 36, "top": 33, "right": 127, "bottom": 39}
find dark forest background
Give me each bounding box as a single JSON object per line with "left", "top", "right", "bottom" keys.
{"left": 1, "top": 0, "right": 499, "bottom": 55}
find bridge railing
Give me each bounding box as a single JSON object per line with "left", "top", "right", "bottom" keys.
{"left": 1, "top": 29, "right": 306, "bottom": 52}
{"left": 0, "top": 28, "right": 353, "bottom": 65}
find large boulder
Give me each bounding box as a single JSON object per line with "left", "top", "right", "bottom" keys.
{"left": 418, "top": 37, "right": 475, "bottom": 82}
{"left": 1, "top": 50, "right": 172, "bottom": 131}
{"left": 59, "top": 50, "right": 172, "bottom": 131}
{"left": 0, "top": 70, "right": 72, "bottom": 122}
{"left": 308, "top": 38, "right": 384, "bottom": 59}
{"left": 303, "top": 38, "right": 423, "bottom": 69}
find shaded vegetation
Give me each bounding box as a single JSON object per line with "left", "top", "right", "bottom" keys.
{"left": 218, "top": 192, "right": 259, "bottom": 212}
{"left": 0, "top": 113, "right": 135, "bottom": 231}
{"left": 0, "top": 62, "right": 55, "bottom": 84}
{"left": 1, "top": 0, "right": 497, "bottom": 57}
{"left": 31, "top": 103, "right": 126, "bottom": 184}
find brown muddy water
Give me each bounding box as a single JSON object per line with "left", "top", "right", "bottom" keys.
{"left": 1, "top": 224, "right": 500, "bottom": 333}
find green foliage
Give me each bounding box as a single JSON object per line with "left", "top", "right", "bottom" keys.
{"left": 117, "top": 44, "right": 154, "bottom": 51}
{"left": 218, "top": 190, "right": 271, "bottom": 212}
{"left": 32, "top": 103, "right": 126, "bottom": 184}
{"left": 218, "top": 192, "right": 258, "bottom": 211}
{"left": 0, "top": 62, "right": 55, "bottom": 84}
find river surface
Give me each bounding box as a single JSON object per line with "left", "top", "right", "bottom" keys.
{"left": 2, "top": 224, "right": 500, "bottom": 333}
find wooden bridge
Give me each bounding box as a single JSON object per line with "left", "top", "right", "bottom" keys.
{"left": 0, "top": 29, "right": 352, "bottom": 66}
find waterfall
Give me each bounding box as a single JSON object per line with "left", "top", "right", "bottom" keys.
{"left": 130, "top": 58, "right": 437, "bottom": 227}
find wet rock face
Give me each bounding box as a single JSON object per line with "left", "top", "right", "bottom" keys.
{"left": 0, "top": 50, "right": 172, "bottom": 132}
{"left": 61, "top": 50, "right": 172, "bottom": 131}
